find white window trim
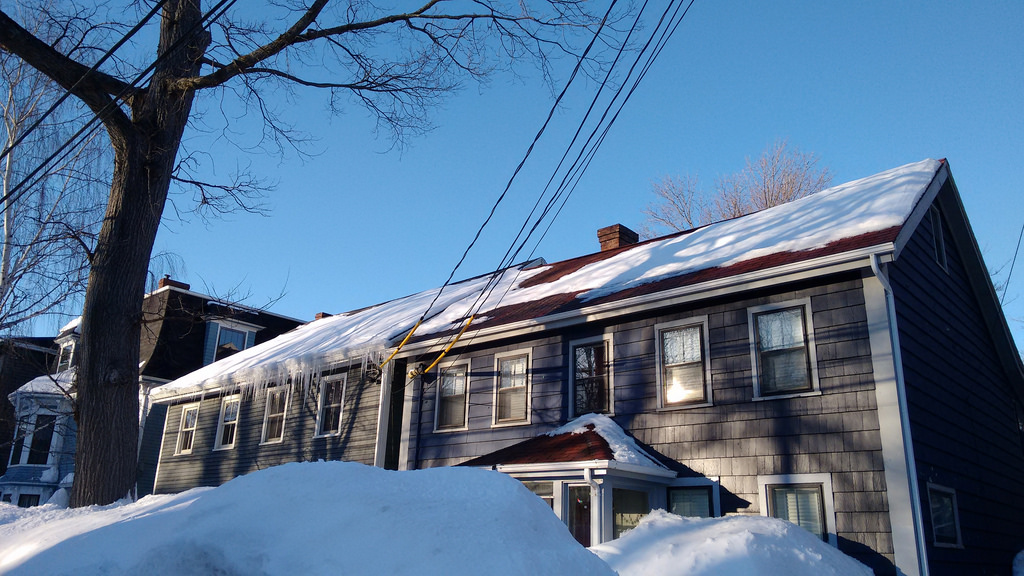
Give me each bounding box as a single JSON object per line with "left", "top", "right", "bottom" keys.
{"left": 55, "top": 341, "right": 75, "bottom": 373}
{"left": 758, "top": 473, "right": 837, "bottom": 546}
{"left": 668, "top": 476, "right": 721, "bottom": 517}
{"left": 655, "top": 315, "right": 713, "bottom": 410}
{"left": 315, "top": 373, "right": 347, "bottom": 438}
{"left": 569, "top": 333, "right": 615, "bottom": 419}
{"left": 260, "top": 386, "right": 290, "bottom": 445}
{"left": 492, "top": 349, "right": 533, "bottom": 427}
{"left": 9, "top": 411, "right": 59, "bottom": 467}
{"left": 747, "top": 298, "right": 821, "bottom": 400}
{"left": 213, "top": 395, "right": 241, "bottom": 450}
{"left": 175, "top": 402, "right": 201, "bottom": 455}
{"left": 433, "top": 361, "right": 470, "bottom": 433}
{"left": 926, "top": 483, "right": 963, "bottom": 548}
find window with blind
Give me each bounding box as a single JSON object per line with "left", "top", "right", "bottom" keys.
{"left": 750, "top": 301, "right": 818, "bottom": 397}
{"left": 769, "top": 484, "right": 827, "bottom": 541}
{"left": 668, "top": 486, "right": 713, "bottom": 518}
{"left": 317, "top": 375, "right": 346, "bottom": 436}
{"left": 657, "top": 319, "right": 709, "bottom": 407}
{"left": 436, "top": 365, "right": 468, "bottom": 430}
{"left": 571, "top": 339, "right": 610, "bottom": 416}
{"left": 612, "top": 488, "right": 650, "bottom": 538}
{"left": 261, "top": 387, "right": 288, "bottom": 444}
{"left": 495, "top": 353, "right": 529, "bottom": 424}
{"left": 176, "top": 403, "right": 200, "bottom": 454}
{"left": 214, "top": 396, "right": 240, "bottom": 450}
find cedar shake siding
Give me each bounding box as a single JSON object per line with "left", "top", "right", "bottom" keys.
{"left": 409, "top": 274, "right": 895, "bottom": 573}
{"left": 889, "top": 194, "right": 1024, "bottom": 574}
{"left": 153, "top": 364, "right": 379, "bottom": 493}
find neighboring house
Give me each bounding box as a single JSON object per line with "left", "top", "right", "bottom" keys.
{"left": 0, "top": 277, "right": 303, "bottom": 506}
{"left": 0, "top": 337, "right": 57, "bottom": 476}
{"left": 149, "top": 159, "right": 1024, "bottom": 575}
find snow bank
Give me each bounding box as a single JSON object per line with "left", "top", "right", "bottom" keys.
{"left": 0, "top": 461, "right": 613, "bottom": 576}
{"left": 591, "top": 509, "right": 871, "bottom": 576}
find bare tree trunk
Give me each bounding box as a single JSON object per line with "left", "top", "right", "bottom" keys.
{"left": 70, "top": 0, "right": 206, "bottom": 507}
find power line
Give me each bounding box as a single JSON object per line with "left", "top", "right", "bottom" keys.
{"left": 0, "top": 0, "right": 237, "bottom": 211}
{"left": 1004, "top": 218, "right": 1024, "bottom": 305}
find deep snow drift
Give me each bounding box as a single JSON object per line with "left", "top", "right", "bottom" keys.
{"left": 0, "top": 462, "right": 872, "bottom": 575}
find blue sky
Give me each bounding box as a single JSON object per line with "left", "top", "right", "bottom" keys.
{"left": 142, "top": 1, "right": 1023, "bottom": 347}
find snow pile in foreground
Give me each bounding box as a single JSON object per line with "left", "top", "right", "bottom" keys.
{"left": 0, "top": 462, "right": 613, "bottom": 576}
{"left": 591, "top": 509, "right": 872, "bottom": 576}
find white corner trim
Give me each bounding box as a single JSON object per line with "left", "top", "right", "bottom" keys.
{"left": 373, "top": 362, "right": 393, "bottom": 467}
{"left": 862, "top": 272, "right": 927, "bottom": 576}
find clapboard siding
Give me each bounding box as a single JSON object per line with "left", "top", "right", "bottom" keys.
{"left": 890, "top": 196, "right": 1024, "bottom": 575}
{"left": 154, "top": 364, "right": 380, "bottom": 493}
{"left": 408, "top": 274, "right": 894, "bottom": 572}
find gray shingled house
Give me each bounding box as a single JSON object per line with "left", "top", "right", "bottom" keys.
{"left": 0, "top": 278, "right": 302, "bottom": 506}
{"left": 148, "top": 159, "right": 1024, "bottom": 575}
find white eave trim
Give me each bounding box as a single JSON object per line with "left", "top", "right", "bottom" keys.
{"left": 488, "top": 459, "right": 676, "bottom": 479}
{"left": 399, "top": 244, "right": 896, "bottom": 355}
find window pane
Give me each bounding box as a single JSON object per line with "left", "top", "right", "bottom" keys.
{"left": 761, "top": 348, "right": 810, "bottom": 393}
{"left": 263, "top": 389, "right": 287, "bottom": 442}
{"left": 757, "top": 308, "right": 805, "bottom": 351}
{"left": 438, "top": 367, "right": 467, "bottom": 429}
{"left": 929, "top": 488, "right": 958, "bottom": 544}
{"left": 498, "top": 356, "right": 527, "bottom": 389}
{"left": 663, "top": 363, "right": 705, "bottom": 404}
{"left": 613, "top": 488, "right": 650, "bottom": 539}
{"left": 756, "top": 308, "right": 811, "bottom": 394}
{"left": 27, "top": 415, "right": 55, "bottom": 465}
{"left": 216, "top": 327, "right": 247, "bottom": 361}
{"left": 219, "top": 399, "right": 240, "bottom": 447}
{"left": 319, "top": 380, "right": 344, "bottom": 435}
{"left": 17, "top": 494, "right": 40, "bottom": 508}
{"left": 669, "top": 486, "right": 712, "bottom": 518}
{"left": 522, "top": 481, "right": 554, "bottom": 509}
{"left": 179, "top": 406, "right": 199, "bottom": 453}
{"left": 574, "top": 344, "right": 608, "bottom": 415}
{"left": 568, "top": 486, "right": 592, "bottom": 547}
{"left": 663, "top": 326, "right": 702, "bottom": 364}
{"left": 770, "top": 485, "right": 825, "bottom": 541}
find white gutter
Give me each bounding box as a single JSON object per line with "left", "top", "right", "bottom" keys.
{"left": 869, "top": 253, "right": 929, "bottom": 576}
{"left": 491, "top": 459, "right": 676, "bottom": 478}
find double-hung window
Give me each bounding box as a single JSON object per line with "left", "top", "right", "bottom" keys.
{"left": 656, "top": 318, "right": 710, "bottom": 407}
{"left": 176, "top": 403, "right": 200, "bottom": 454}
{"left": 436, "top": 364, "right": 469, "bottom": 430}
{"left": 316, "top": 375, "right": 346, "bottom": 437}
{"left": 261, "top": 387, "right": 288, "bottom": 444}
{"left": 214, "top": 396, "right": 240, "bottom": 450}
{"left": 749, "top": 301, "right": 818, "bottom": 397}
{"left": 494, "top": 352, "right": 529, "bottom": 425}
{"left": 571, "top": 338, "right": 611, "bottom": 416}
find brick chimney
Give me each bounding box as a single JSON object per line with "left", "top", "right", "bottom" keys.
{"left": 158, "top": 275, "right": 190, "bottom": 291}
{"left": 597, "top": 224, "right": 639, "bottom": 252}
{"left": 315, "top": 312, "right": 333, "bottom": 320}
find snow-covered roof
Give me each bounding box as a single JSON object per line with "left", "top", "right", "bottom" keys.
{"left": 11, "top": 369, "right": 75, "bottom": 399}
{"left": 153, "top": 159, "right": 942, "bottom": 399}
{"left": 547, "top": 414, "right": 667, "bottom": 469}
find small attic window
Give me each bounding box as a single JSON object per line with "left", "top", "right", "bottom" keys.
{"left": 930, "top": 205, "right": 947, "bottom": 271}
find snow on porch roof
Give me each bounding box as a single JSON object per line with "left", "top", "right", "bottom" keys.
{"left": 458, "top": 414, "right": 669, "bottom": 470}
{"left": 153, "top": 159, "right": 942, "bottom": 398}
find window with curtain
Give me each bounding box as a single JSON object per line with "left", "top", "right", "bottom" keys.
{"left": 317, "top": 376, "right": 345, "bottom": 436}
{"left": 755, "top": 307, "right": 811, "bottom": 394}
{"left": 660, "top": 324, "right": 706, "bottom": 406}
{"left": 262, "top": 387, "right": 288, "bottom": 443}
{"left": 177, "top": 404, "right": 200, "bottom": 454}
{"left": 573, "top": 342, "right": 608, "bottom": 415}
{"left": 215, "top": 397, "right": 240, "bottom": 449}
{"left": 769, "top": 484, "right": 826, "bottom": 541}
{"left": 437, "top": 365, "right": 468, "bottom": 429}
{"left": 496, "top": 355, "right": 528, "bottom": 423}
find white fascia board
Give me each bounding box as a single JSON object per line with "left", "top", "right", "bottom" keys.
{"left": 893, "top": 163, "right": 947, "bottom": 260}
{"left": 489, "top": 460, "right": 676, "bottom": 480}
{"left": 398, "top": 245, "right": 894, "bottom": 356}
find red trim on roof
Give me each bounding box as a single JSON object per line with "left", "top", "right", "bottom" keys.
{"left": 458, "top": 425, "right": 614, "bottom": 467}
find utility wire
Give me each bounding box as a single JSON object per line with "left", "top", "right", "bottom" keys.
{"left": 0, "top": 0, "right": 169, "bottom": 166}
{"left": 1004, "top": 218, "right": 1024, "bottom": 305}
{"left": 0, "top": 0, "right": 237, "bottom": 210}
